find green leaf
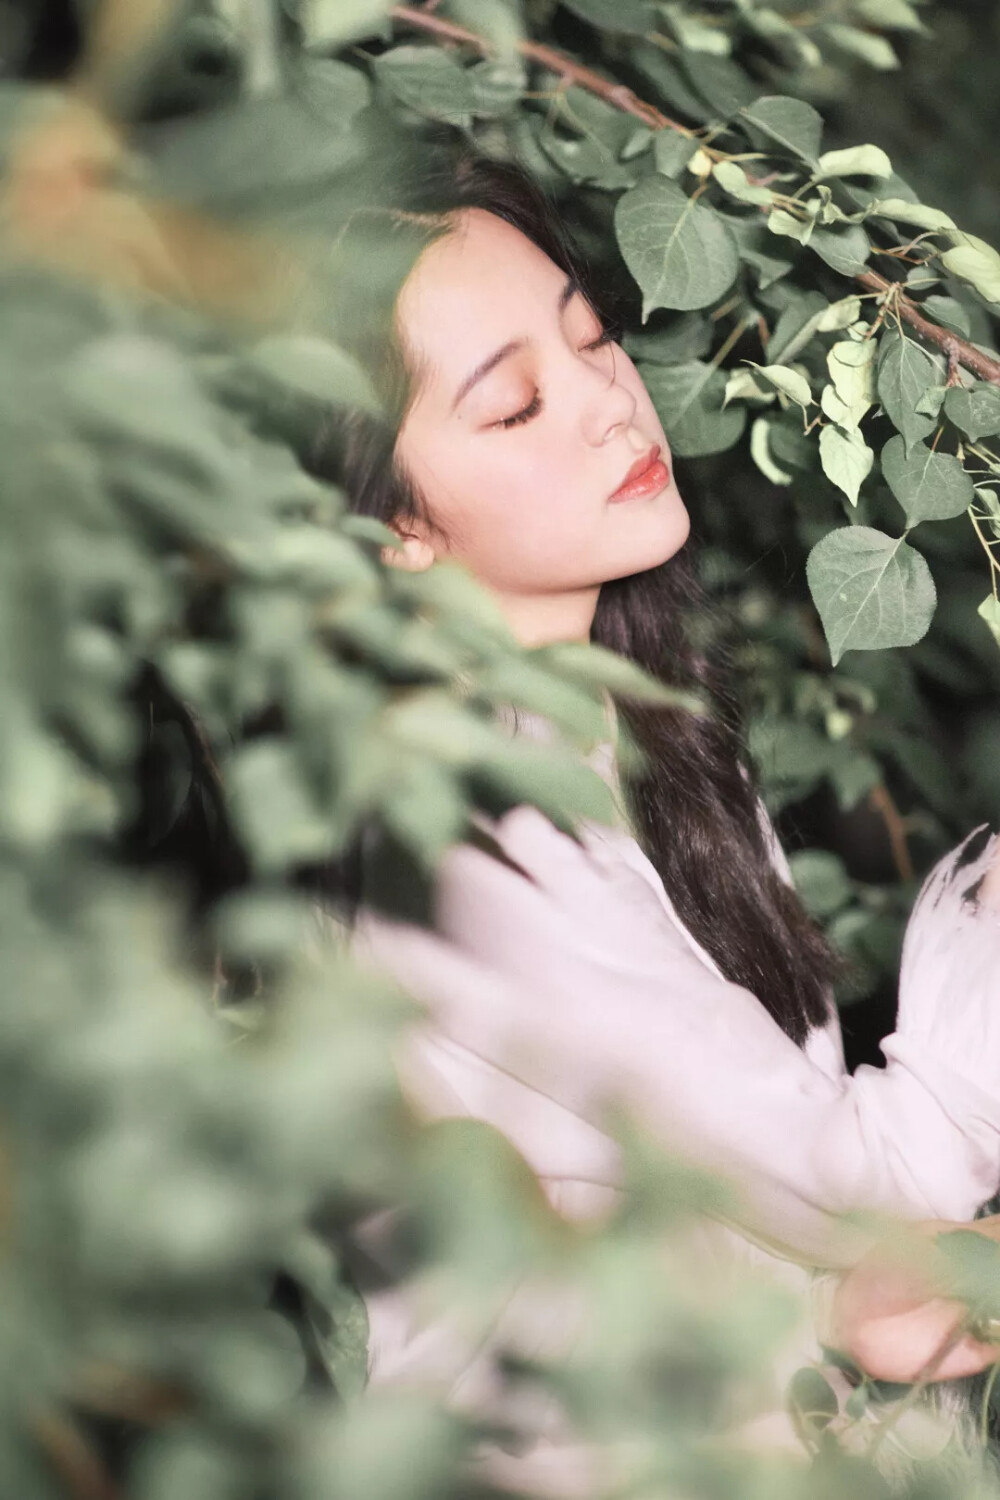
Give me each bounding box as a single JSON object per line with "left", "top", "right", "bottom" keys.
{"left": 379, "top": 756, "right": 469, "bottom": 865}
{"left": 735, "top": 95, "right": 823, "bottom": 165}
{"left": 853, "top": 0, "right": 927, "bottom": 30}
{"left": 815, "top": 145, "right": 892, "bottom": 180}
{"left": 819, "top": 424, "right": 874, "bottom": 506}
{"left": 653, "top": 130, "right": 699, "bottom": 177}
{"left": 299, "top": 0, "right": 392, "bottom": 47}
{"left": 788, "top": 1366, "right": 840, "bottom": 1430}
{"left": 679, "top": 52, "right": 760, "bottom": 117}
{"left": 943, "top": 383, "right": 1000, "bottom": 442}
{"left": 746, "top": 363, "right": 813, "bottom": 409}
{"left": 935, "top": 1229, "right": 1000, "bottom": 1320}
{"left": 940, "top": 230, "right": 1000, "bottom": 307}
{"left": 808, "top": 222, "right": 870, "bottom": 276}
{"left": 769, "top": 413, "right": 817, "bottom": 471}
{"left": 373, "top": 45, "right": 476, "bottom": 127}
{"left": 560, "top": 0, "right": 657, "bottom": 33}
{"left": 711, "top": 159, "right": 775, "bottom": 206}
{"left": 827, "top": 743, "right": 882, "bottom": 810}
{"left": 614, "top": 176, "right": 739, "bottom": 316}
{"left": 824, "top": 22, "right": 900, "bottom": 68}
{"left": 750, "top": 417, "right": 793, "bottom": 485}
{"left": 806, "top": 526, "right": 937, "bottom": 665}
{"left": 881, "top": 434, "right": 974, "bottom": 524}
{"left": 979, "top": 595, "right": 1000, "bottom": 648}
{"left": 767, "top": 207, "right": 813, "bottom": 245}
{"left": 724, "top": 369, "right": 775, "bottom": 406}
{"left": 230, "top": 740, "right": 332, "bottom": 874}
{"left": 788, "top": 849, "right": 853, "bottom": 919}
{"left": 642, "top": 359, "right": 747, "bottom": 456}
{"left": 740, "top": 7, "right": 821, "bottom": 68}
{"left": 251, "top": 335, "right": 380, "bottom": 413}
{"left": 538, "top": 121, "right": 639, "bottom": 189}
{"left": 722, "top": 213, "right": 795, "bottom": 289}
{"left": 661, "top": 1, "right": 731, "bottom": 54}
{"left": 921, "top": 295, "right": 971, "bottom": 338}
{"left": 623, "top": 312, "right": 712, "bottom": 365}
{"left": 467, "top": 57, "right": 526, "bottom": 118}
{"left": 825, "top": 338, "right": 876, "bottom": 430}
{"left": 147, "top": 95, "right": 366, "bottom": 204}
{"left": 764, "top": 290, "right": 828, "bottom": 365}
{"left": 817, "top": 296, "right": 864, "bottom": 333}
{"left": 866, "top": 198, "right": 956, "bottom": 233}
{"left": 876, "top": 331, "right": 942, "bottom": 454}
{"left": 748, "top": 716, "right": 835, "bottom": 805}
{"left": 629, "top": 42, "right": 717, "bottom": 124}
{"left": 296, "top": 57, "right": 373, "bottom": 125}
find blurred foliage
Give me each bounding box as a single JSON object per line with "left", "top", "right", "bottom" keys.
{"left": 2, "top": 1, "right": 1000, "bottom": 1497}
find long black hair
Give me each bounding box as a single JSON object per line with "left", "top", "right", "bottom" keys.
{"left": 311, "top": 142, "right": 843, "bottom": 1048}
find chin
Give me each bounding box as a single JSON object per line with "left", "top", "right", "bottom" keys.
{"left": 623, "top": 498, "right": 691, "bottom": 575}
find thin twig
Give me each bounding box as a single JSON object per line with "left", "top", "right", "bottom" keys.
{"left": 389, "top": 6, "right": 1000, "bottom": 389}
{"left": 855, "top": 270, "right": 1000, "bottom": 386}
{"left": 868, "top": 783, "right": 914, "bottom": 884}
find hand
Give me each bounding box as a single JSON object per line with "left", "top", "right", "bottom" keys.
{"left": 981, "top": 835, "right": 1000, "bottom": 913}
{"left": 830, "top": 1219, "right": 1000, "bottom": 1384}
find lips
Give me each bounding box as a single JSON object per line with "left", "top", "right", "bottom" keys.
{"left": 609, "top": 444, "right": 668, "bottom": 501}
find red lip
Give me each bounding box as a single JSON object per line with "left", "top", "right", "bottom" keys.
{"left": 610, "top": 444, "right": 663, "bottom": 498}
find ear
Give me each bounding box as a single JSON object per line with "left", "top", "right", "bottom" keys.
{"left": 380, "top": 525, "right": 436, "bottom": 572}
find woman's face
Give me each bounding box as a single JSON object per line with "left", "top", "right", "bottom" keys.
{"left": 389, "top": 208, "right": 691, "bottom": 647}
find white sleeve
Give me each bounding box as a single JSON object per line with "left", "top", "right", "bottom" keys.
{"left": 350, "top": 809, "right": 1000, "bottom": 1271}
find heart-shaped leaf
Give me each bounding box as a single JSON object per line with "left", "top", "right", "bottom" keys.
{"left": 881, "top": 434, "right": 974, "bottom": 524}
{"left": 806, "top": 526, "right": 936, "bottom": 664}
{"left": 615, "top": 176, "right": 739, "bottom": 316}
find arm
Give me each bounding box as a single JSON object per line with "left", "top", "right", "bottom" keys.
{"left": 352, "top": 807, "right": 1000, "bottom": 1270}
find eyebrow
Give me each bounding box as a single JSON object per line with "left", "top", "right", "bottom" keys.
{"left": 449, "top": 275, "right": 581, "bottom": 413}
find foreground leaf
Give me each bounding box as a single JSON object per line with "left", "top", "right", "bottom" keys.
{"left": 373, "top": 45, "right": 476, "bottom": 126}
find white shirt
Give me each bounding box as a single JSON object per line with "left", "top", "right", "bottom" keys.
{"left": 344, "top": 695, "right": 1000, "bottom": 1482}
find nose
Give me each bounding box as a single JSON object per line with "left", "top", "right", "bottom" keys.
{"left": 578, "top": 346, "right": 638, "bottom": 449}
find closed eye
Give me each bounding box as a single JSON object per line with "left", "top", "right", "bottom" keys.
{"left": 493, "top": 327, "right": 617, "bottom": 430}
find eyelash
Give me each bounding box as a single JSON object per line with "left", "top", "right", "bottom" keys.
{"left": 493, "top": 328, "right": 617, "bottom": 430}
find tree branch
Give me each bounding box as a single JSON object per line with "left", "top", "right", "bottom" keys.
{"left": 390, "top": 5, "right": 687, "bottom": 133}
{"left": 390, "top": 5, "right": 1000, "bottom": 388}
{"left": 854, "top": 269, "right": 1000, "bottom": 385}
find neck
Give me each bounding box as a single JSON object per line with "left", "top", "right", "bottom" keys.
{"left": 489, "top": 582, "right": 601, "bottom": 649}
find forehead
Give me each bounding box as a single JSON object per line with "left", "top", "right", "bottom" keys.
{"left": 396, "top": 208, "right": 569, "bottom": 382}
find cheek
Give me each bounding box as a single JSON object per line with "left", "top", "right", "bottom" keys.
{"left": 412, "top": 427, "right": 581, "bottom": 541}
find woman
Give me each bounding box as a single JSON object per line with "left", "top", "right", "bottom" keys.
{"left": 315, "top": 145, "right": 1000, "bottom": 1481}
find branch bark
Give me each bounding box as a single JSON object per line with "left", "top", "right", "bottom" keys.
{"left": 854, "top": 269, "right": 1000, "bottom": 385}
{"left": 390, "top": 4, "right": 1000, "bottom": 388}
